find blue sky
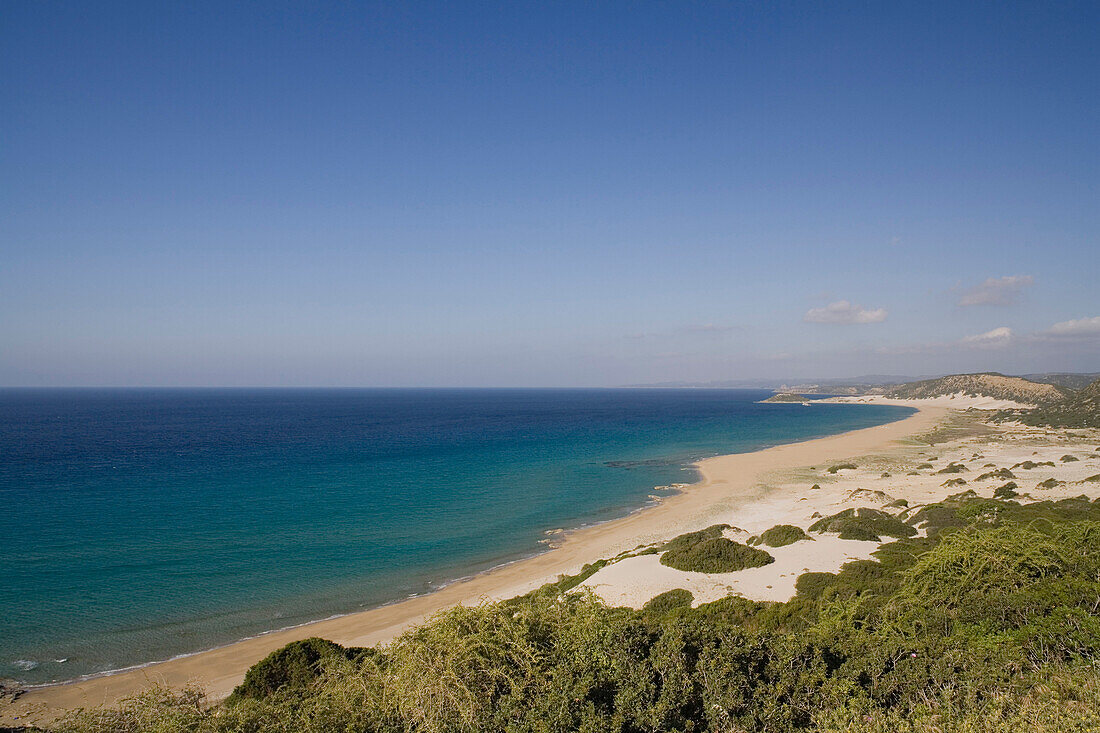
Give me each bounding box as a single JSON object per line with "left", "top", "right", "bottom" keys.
{"left": 2, "top": 1, "right": 1098, "bottom": 386}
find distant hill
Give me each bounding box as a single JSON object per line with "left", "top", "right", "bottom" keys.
{"left": 884, "top": 373, "right": 1071, "bottom": 406}
{"left": 627, "top": 372, "right": 1099, "bottom": 397}
{"left": 1003, "top": 378, "right": 1100, "bottom": 428}
{"left": 760, "top": 393, "right": 812, "bottom": 403}
{"left": 626, "top": 375, "right": 932, "bottom": 391}
{"left": 1021, "top": 372, "right": 1100, "bottom": 391}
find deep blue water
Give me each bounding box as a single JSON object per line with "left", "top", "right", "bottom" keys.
{"left": 0, "top": 389, "right": 912, "bottom": 684}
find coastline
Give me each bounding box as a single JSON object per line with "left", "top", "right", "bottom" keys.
{"left": 4, "top": 404, "right": 944, "bottom": 723}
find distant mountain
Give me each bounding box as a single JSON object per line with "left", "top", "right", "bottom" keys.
{"left": 1021, "top": 372, "right": 1100, "bottom": 391}
{"left": 624, "top": 379, "right": 782, "bottom": 389}
{"left": 813, "top": 374, "right": 937, "bottom": 387}
{"left": 626, "top": 375, "right": 932, "bottom": 391}
{"left": 884, "top": 373, "right": 1071, "bottom": 406}
{"left": 1004, "top": 378, "right": 1100, "bottom": 428}
{"left": 628, "top": 372, "right": 1099, "bottom": 398}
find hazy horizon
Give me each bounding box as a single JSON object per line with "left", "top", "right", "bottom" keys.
{"left": 4, "top": 2, "right": 1098, "bottom": 387}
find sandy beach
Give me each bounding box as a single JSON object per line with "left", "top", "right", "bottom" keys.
{"left": 4, "top": 403, "right": 950, "bottom": 723}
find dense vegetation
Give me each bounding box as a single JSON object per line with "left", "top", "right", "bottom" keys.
{"left": 998, "top": 377, "right": 1100, "bottom": 428}
{"left": 640, "top": 589, "right": 694, "bottom": 616}
{"left": 1022, "top": 371, "right": 1100, "bottom": 390}
{"left": 51, "top": 493, "right": 1100, "bottom": 733}
{"left": 808, "top": 507, "right": 916, "bottom": 542}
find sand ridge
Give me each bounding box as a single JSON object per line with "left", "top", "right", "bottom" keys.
{"left": 580, "top": 414, "right": 1100, "bottom": 608}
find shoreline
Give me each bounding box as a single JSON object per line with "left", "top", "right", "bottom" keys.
{"left": 4, "top": 404, "right": 944, "bottom": 723}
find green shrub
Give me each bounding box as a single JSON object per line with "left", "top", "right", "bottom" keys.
{"left": 976, "top": 467, "right": 1015, "bottom": 481}
{"left": 662, "top": 523, "right": 729, "bottom": 552}
{"left": 512, "top": 558, "right": 611, "bottom": 603}
{"left": 1037, "top": 477, "right": 1065, "bottom": 489}
{"left": 1061, "top": 454, "right": 1079, "bottom": 462}
{"left": 661, "top": 536, "right": 774, "bottom": 573}
{"left": 935, "top": 462, "right": 967, "bottom": 474}
{"left": 811, "top": 508, "right": 917, "bottom": 541}
{"left": 817, "top": 663, "right": 1100, "bottom": 732}
{"left": 794, "top": 572, "right": 836, "bottom": 600}
{"left": 757, "top": 524, "right": 811, "bottom": 547}
{"left": 993, "top": 482, "right": 1019, "bottom": 499}
{"left": 839, "top": 524, "right": 881, "bottom": 541}
{"left": 827, "top": 462, "right": 857, "bottom": 473}
{"left": 230, "top": 637, "right": 370, "bottom": 702}
{"left": 641, "top": 588, "right": 694, "bottom": 615}
{"left": 1013, "top": 460, "right": 1055, "bottom": 470}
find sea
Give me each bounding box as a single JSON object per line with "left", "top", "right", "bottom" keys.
{"left": 0, "top": 388, "right": 913, "bottom": 685}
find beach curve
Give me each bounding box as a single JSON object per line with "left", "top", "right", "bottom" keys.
{"left": 3, "top": 404, "right": 945, "bottom": 724}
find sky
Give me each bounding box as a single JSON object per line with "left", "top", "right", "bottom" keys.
{"left": 2, "top": 1, "right": 1098, "bottom": 387}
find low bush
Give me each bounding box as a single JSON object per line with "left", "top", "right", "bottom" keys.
{"left": 661, "top": 536, "right": 774, "bottom": 572}
{"left": 976, "top": 467, "right": 1015, "bottom": 481}
{"left": 1013, "top": 460, "right": 1055, "bottom": 470}
{"left": 810, "top": 508, "right": 917, "bottom": 541}
{"left": 757, "top": 524, "right": 811, "bottom": 547}
{"left": 641, "top": 588, "right": 694, "bottom": 615}
{"left": 662, "top": 523, "right": 729, "bottom": 552}
{"left": 838, "top": 524, "right": 881, "bottom": 541}
{"left": 794, "top": 571, "right": 836, "bottom": 600}
{"left": 230, "top": 637, "right": 371, "bottom": 702}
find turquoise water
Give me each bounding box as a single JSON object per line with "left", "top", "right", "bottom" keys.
{"left": 0, "top": 389, "right": 913, "bottom": 685}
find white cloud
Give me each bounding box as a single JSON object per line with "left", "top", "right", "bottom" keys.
{"left": 956, "top": 275, "right": 1034, "bottom": 307}
{"left": 876, "top": 326, "right": 1014, "bottom": 355}
{"left": 804, "top": 300, "right": 887, "bottom": 325}
{"left": 1040, "top": 316, "right": 1100, "bottom": 339}
{"left": 961, "top": 326, "right": 1013, "bottom": 348}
